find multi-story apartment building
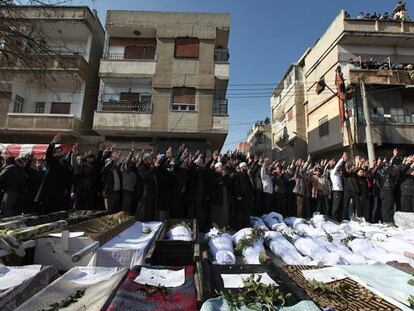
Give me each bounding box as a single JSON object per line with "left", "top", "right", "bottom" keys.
{"left": 246, "top": 118, "right": 272, "bottom": 157}
{"left": 0, "top": 6, "right": 104, "bottom": 147}
{"left": 93, "top": 11, "right": 230, "bottom": 153}
{"left": 271, "top": 50, "right": 309, "bottom": 161}
{"left": 272, "top": 9, "right": 414, "bottom": 159}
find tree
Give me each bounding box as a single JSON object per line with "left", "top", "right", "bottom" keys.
{"left": 0, "top": 1, "right": 92, "bottom": 105}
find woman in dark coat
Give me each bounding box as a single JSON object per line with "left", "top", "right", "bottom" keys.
{"left": 153, "top": 154, "right": 171, "bottom": 220}
{"left": 170, "top": 159, "right": 190, "bottom": 218}
{"left": 135, "top": 154, "right": 157, "bottom": 221}
{"left": 188, "top": 156, "right": 211, "bottom": 231}
{"left": 208, "top": 162, "right": 229, "bottom": 228}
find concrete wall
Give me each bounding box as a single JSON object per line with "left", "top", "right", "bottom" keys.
{"left": 99, "top": 60, "right": 156, "bottom": 77}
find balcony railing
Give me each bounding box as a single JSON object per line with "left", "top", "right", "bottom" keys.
{"left": 0, "top": 54, "right": 89, "bottom": 79}
{"left": 213, "top": 99, "right": 228, "bottom": 115}
{"left": 214, "top": 49, "right": 229, "bottom": 62}
{"left": 6, "top": 113, "right": 82, "bottom": 133}
{"left": 99, "top": 100, "right": 153, "bottom": 113}
{"left": 103, "top": 49, "right": 156, "bottom": 61}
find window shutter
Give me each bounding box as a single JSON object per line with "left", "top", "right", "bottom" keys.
{"left": 175, "top": 38, "right": 199, "bottom": 58}
{"left": 172, "top": 87, "right": 195, "bottom": 104}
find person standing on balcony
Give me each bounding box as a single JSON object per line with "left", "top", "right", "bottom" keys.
{"left": 35, "top": 133, "right": 71, "bottom": 214}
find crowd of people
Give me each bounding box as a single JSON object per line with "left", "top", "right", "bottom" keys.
{"left": 348, "top": 57, "right": 414, "bottom": 71}
{"left": 348, "top": 1, "right": 411, "bottom": 21}
{"left": 0, "top": 134, "right": 413, "bottom": 230}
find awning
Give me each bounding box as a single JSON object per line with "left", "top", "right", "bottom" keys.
{"left": 0, "top": 144, "right": 72, "bottom": 158}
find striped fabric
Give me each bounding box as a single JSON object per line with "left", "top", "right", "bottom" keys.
{"left": 0, "top": 144, "right": 72, "bottom": 158}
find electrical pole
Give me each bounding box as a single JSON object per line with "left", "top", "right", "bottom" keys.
{"left": 359, "top": 74, "right": 376, "bottom": 167}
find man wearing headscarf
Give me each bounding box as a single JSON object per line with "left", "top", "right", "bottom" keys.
{"left": 234, "top": 162, "right": 254, "bottom": 229}
{"left": 208, "top": 162, "right": 229, "bottom": 227}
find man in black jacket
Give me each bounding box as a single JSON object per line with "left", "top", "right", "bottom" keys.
{"left": 375, "top": 158, "right": 399, "bottom": 222}
{"left": 101, "top": 152, "right": 121, "bottom": 214}
{"left": 342, "top": 161, "right": 360, "bottom": 220}
{"left": 0, "top": 156, "right": 27, "bottom": 216}
{"left": 399, "top": 156, "right": 414, "bottom": 212}
{"left": 35, "top": 134, "right": 71, "bottom": 214}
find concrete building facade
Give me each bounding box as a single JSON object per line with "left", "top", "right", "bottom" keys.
{"left": 271, "top": 9, "right": 414, "bottom": 159}
{"left": 246, "top": 118, "right": 272, "bottom": 157}
{"left": 271, "top": 50, "right": 309, "bottom": 161}
{"left": 92, "top": 11, "right": 230, "bottom": 153}
{"left": 0, "top": 6, "right": 105, "bottom": 147}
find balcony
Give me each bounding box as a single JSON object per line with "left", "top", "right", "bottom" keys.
{"left": 214, "top": 49, "right": 229, "bottom": 62}
{"left": 348, "top": 68, "right": 414, "bottom": 86}
{"left": 4, "top": 113, "right": 82, "bottom": 136}
{"left": 0, "top": 54, "right": 89, "bottom": 80}
{"left": 213, "top": 99, "right": 228, "bottom": 115}
{"left": 93, "top": 110, "right": 152, "bottom": 135}
{"left": 99, "top": 100, "right": 153, "bottom": 113}
{"left": 214, "top": 63, "right": 229, "bottom": 80}
{"left": 100, "top": 49, "right": 157, "bottom": 78}
{"left": 273, "top": 127, "right": 288, "bottom": 146}
{"left": 94, "top": 97, "right": 153, "bottom": 135}
{"left": 212, "top": 115, "right": 228, "bottom": 133}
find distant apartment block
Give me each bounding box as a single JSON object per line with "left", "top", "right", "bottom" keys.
{"left": 0, "top": 6, "right": 104, "bottom": 146}
{"left": 93, "top": 10, "right": 230, "bottom": 152}
{"left": 246, "top": 118, "right": 272, "bottom": 157}
{"left": 271, "top": 9, "right": 414, "bottom": 159}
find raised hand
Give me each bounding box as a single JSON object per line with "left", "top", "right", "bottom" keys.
{"left": 52, "top": 133, "right": 62, "bottom": 143}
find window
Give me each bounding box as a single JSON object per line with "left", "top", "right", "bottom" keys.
{"left": 13, "top": 95, "right": 24, "bottom": 113}
{"left": 120, "top": 92, "right": 140, "bottom": 102}
{"left": 287, "top": 109, "right": 293, "bottom": 121}
{"left": 319, "top": 116, "right": 329, "bottom": 137}
{"left": 35, "top": 102, "right": 45, "bottom": 113}
{"left": 51, "top": 102, "right": 70, "bottom": 114}
{"left": 171, "top": 87, "right": 196, "bottom": 111}
{"left": 174, "top": 38, "right": 199, "bottom": 58}
{"left": 124, "top": 46, "right": 155, "bottom": 60}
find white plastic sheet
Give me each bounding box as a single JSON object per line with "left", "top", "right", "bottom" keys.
{"left": 0, "top": 264, "right": 41, "bottom": 290}
{"left": 134, "top": 267, "right": 185, "bottom": 287}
